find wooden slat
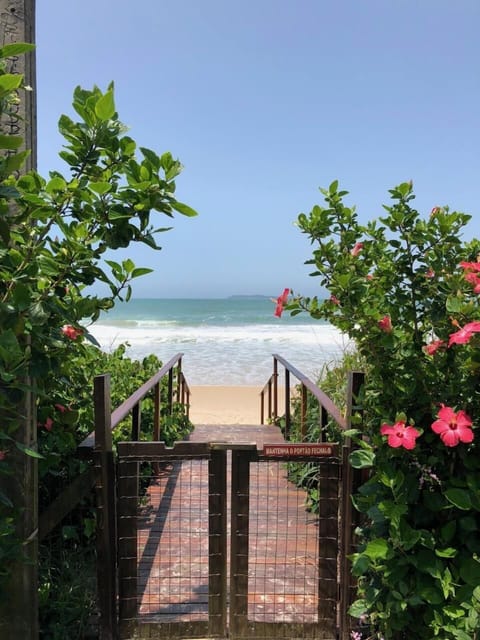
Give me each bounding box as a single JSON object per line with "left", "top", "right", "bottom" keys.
{"left": 117, "top": 440, "right": 211, "bottom": 460}
{"left": 208, "top": 448, "right": 227, "bottom": 637}
{"left": 229, "top": 449, "right": 252, "bottom": 639}
{"left": 94, "top": 374, "right": 118, "bottom": 640}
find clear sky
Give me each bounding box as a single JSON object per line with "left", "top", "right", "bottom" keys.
{"left": 36, "top": 0, "right": 480, "bottom": 298}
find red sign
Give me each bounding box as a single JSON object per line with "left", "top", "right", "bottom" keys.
{"left": 263, "top": 443, "right": 335, "bottom": 457}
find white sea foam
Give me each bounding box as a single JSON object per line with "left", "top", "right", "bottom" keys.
{"left": 88, "top": 322, "right": 352, "bottom": 386}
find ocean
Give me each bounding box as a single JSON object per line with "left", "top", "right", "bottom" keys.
{"left": 89, "top": 297, "right": 350, "bottom": 386}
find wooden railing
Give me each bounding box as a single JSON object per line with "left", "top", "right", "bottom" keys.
{"left": 261, "top": 353, "right": 365, "bottom": 640}
{"left": 260, "top": 353, "right": 346, "bottom": 438}
{"left": 93, "top": 352, "right": 190, "bottom": 639}
{"left": 38, "top": 353, "right": 189, "bottom": 543}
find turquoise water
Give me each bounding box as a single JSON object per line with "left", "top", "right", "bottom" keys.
{"left": 90, "top": 298, "right": 349, "bottom": 385}
{"left": 95, "top": 297, "right": 318, "bottom": 327}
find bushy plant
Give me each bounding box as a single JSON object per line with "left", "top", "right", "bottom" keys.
{"left": 0, "top": 44, "right": 196, "bottom": 602}
{"left": 291, "top": 181, "right": 480, "bottom": 639}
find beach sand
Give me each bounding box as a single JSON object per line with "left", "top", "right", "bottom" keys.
{"left": 189, "top": 385, "right": 266, "bottom": 424}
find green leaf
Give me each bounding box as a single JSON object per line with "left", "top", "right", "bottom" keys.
{"left": 122, "top": 258, "right": 135, "bottom": 274}
{"left": 435, "top": 547, "right": 457, "bottom": 558}
{"left": 349, "top": 448, "right": 375, "bottom": 469}
{"left": 418, "top": 585, "right": 443, "bottom": 605}
{"left": 89, "top": 181, "right": 112, "bottom": 195}
{"left": 445, "top": 488, "right": 472, "bottom": 510}
{"left": 3, "top": 149, "right": 30, "bottom": 173}
{"left": 28, "top": 301, "right": 49, "bottom": 324}
{"left": 0, "top": 490, "right": 13, "bottom": 508}
{"left": 131, "top": 267, "right": 153, "bottom": 278}
{"left": 140, "top": 147, "right": 160, "bottom": 170}
{"left": 95, "top": 89, "right": 115, "bottom": 121}
{"left": 171, "top": 201, "right": 198, "bottom": 217}
{"left": 0, "top": 329, "right": 23, "bottom": 365}
{"left": 0, "top": 73, "right": 23, "bottom": 95}
{"left": 46, "top": 176, "right": 66, "bottom": 193}
{"left": 348, "top": 599, "right": 368, "bottom": 618}
{"left": 0, "top": 134, "right": 23, "bottom": 150}
{"left": 446, "top": 296, "right": 463, "bottom": 313}
{"left": 15, "top": 442, "right": 44, "bottom": 459}
{"left": 364, "top": 538, "right": 389, "bottom": 560}
{"left": 329, "top": 179, "right": 339, "bottom": 194}
{"left": 0, "top": 185, "right": 21, "bottom": 199}
{"left": 0, "top": 43, "right": 35, "bottom": 58}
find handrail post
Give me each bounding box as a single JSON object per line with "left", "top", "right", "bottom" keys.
{"left": 300, "top": 383, "right": 307, "bottom": 441}
{"left": 319, "top": 405, "right": 328, "bottom": 443}
{"left": 167, "top": 368, "right": 174, "bottom": 416}
{"left": 339, "top": 371, "right": 364, "bottom": 640}
{"left": 93, "top": 374, "right": 118, "bottom": 640}
{"left": 273, "top": 356, "right": 278, "bottom": 421}
{"left": 176, "top": 357, "right": 182, "bottom": 404}
{"left": 260, "top": 391, "right": 265, "bottom": 425}
{"left": 284, "top": 368, "right": 291, "bottom": 440}
{"left": 267, "top": 379, "right": 272, "bottom": 421}
{"left": 153, "top": 382, "right": 161, "bottom": 442}
{"left": 131, "top": 403, "right": 141, "bottom": 441}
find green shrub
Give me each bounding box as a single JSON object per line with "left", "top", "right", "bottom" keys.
{"left": 291, "top": 181, "right": 480, "bottom": 639}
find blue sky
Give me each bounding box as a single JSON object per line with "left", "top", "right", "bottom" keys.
{"left": 36, "top": 0, "right": 479, "bottom": 298}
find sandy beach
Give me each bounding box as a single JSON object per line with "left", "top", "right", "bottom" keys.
{"left": 188, "top": 385, "right": 268, "bottom": 424}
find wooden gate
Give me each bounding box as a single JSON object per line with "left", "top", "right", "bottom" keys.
{"left": 115, "top": 441, "right": 340, "bottom": 640}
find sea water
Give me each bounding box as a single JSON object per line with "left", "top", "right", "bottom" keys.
{"left": 89, "top": 298, "right": 350, "bottom": 386}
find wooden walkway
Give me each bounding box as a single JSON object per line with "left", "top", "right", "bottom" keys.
{"left": 135, "top": 424, "right": 322, "bottom": 626}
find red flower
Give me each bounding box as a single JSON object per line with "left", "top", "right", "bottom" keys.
{"left": 329, "top": 295, "right": 340, "bottom": 305}
{"left": 430, "top": 206, "right": 441, "bottom": 217}
{"left": 431, "top": 405, "right": 474, "bottom": 447}
{"left": 61, "top": 325, "right": 82, "bottom": 340}
{"left": 425, "top": 268, "right": 435, "bottom": 279}
{"left": 423, "top": 339, "right": 446, "bottom": 356}
{"left": 43, "top": 417, "right": 54, "bottom": 431}
{"left": 350, "top": 242, "right": 363, "bottom": 257}
{"left": 464, "top": 271, "right": 480, "bottom": 294}
{"left": 378, "top": 315, "right": 393, "bottom": 333}
{"left": 448, "top": 321, "right": 480, "bottom": 346}
{"left": 380, "top": 420, "right": 420, "bottom": 450}
{"left": 460, "top": 261, "right": 480, "bottom": 272}
{"left": 274, "top": 288, "right": 290, "bottom": 317}
{"left": 55, "top": 403, "right": 67, "bottom": 413}
{"left": 0, "top": 450, "right": 6, "bottom": 461}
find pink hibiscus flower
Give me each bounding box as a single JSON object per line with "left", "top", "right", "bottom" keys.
{"left": 464, "top": 271, "right": 480, "bottom": 294}
{"left": 378, "top": 315, "right": 393, "bottom": 333}
{"left": 431, "top": 405, "right": 474, "bottom": 447}
{"left": 42, "top": 417, "right": 54, "bottom": 431}
{"left": 448, "top": 321, "right": 480, "bottom": 346}
{"left": 350, "top": 242, "right": 363, "bottom": 257}
{"left": 61, "top": 325, "right": 82, "bottom": 340}
{"left": 329, "top": 295, "right": 340, "bottom": 305}
{"left": 0, "top": 450, "right": 6, "bottom": 461}
{"left": 55, "top": 403, "right": 67, "bottom": 413}
{"left": 273, "top": 288, "right": 290, "bottom": 317}
{"left": 380, "top": 420, "right": 420, "bottom": 450}
{"left": 423, "top": 339, "right": 446, "bottom": 356}
{"left": 460, "top": 261, "right": 480, "bottom": 272}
